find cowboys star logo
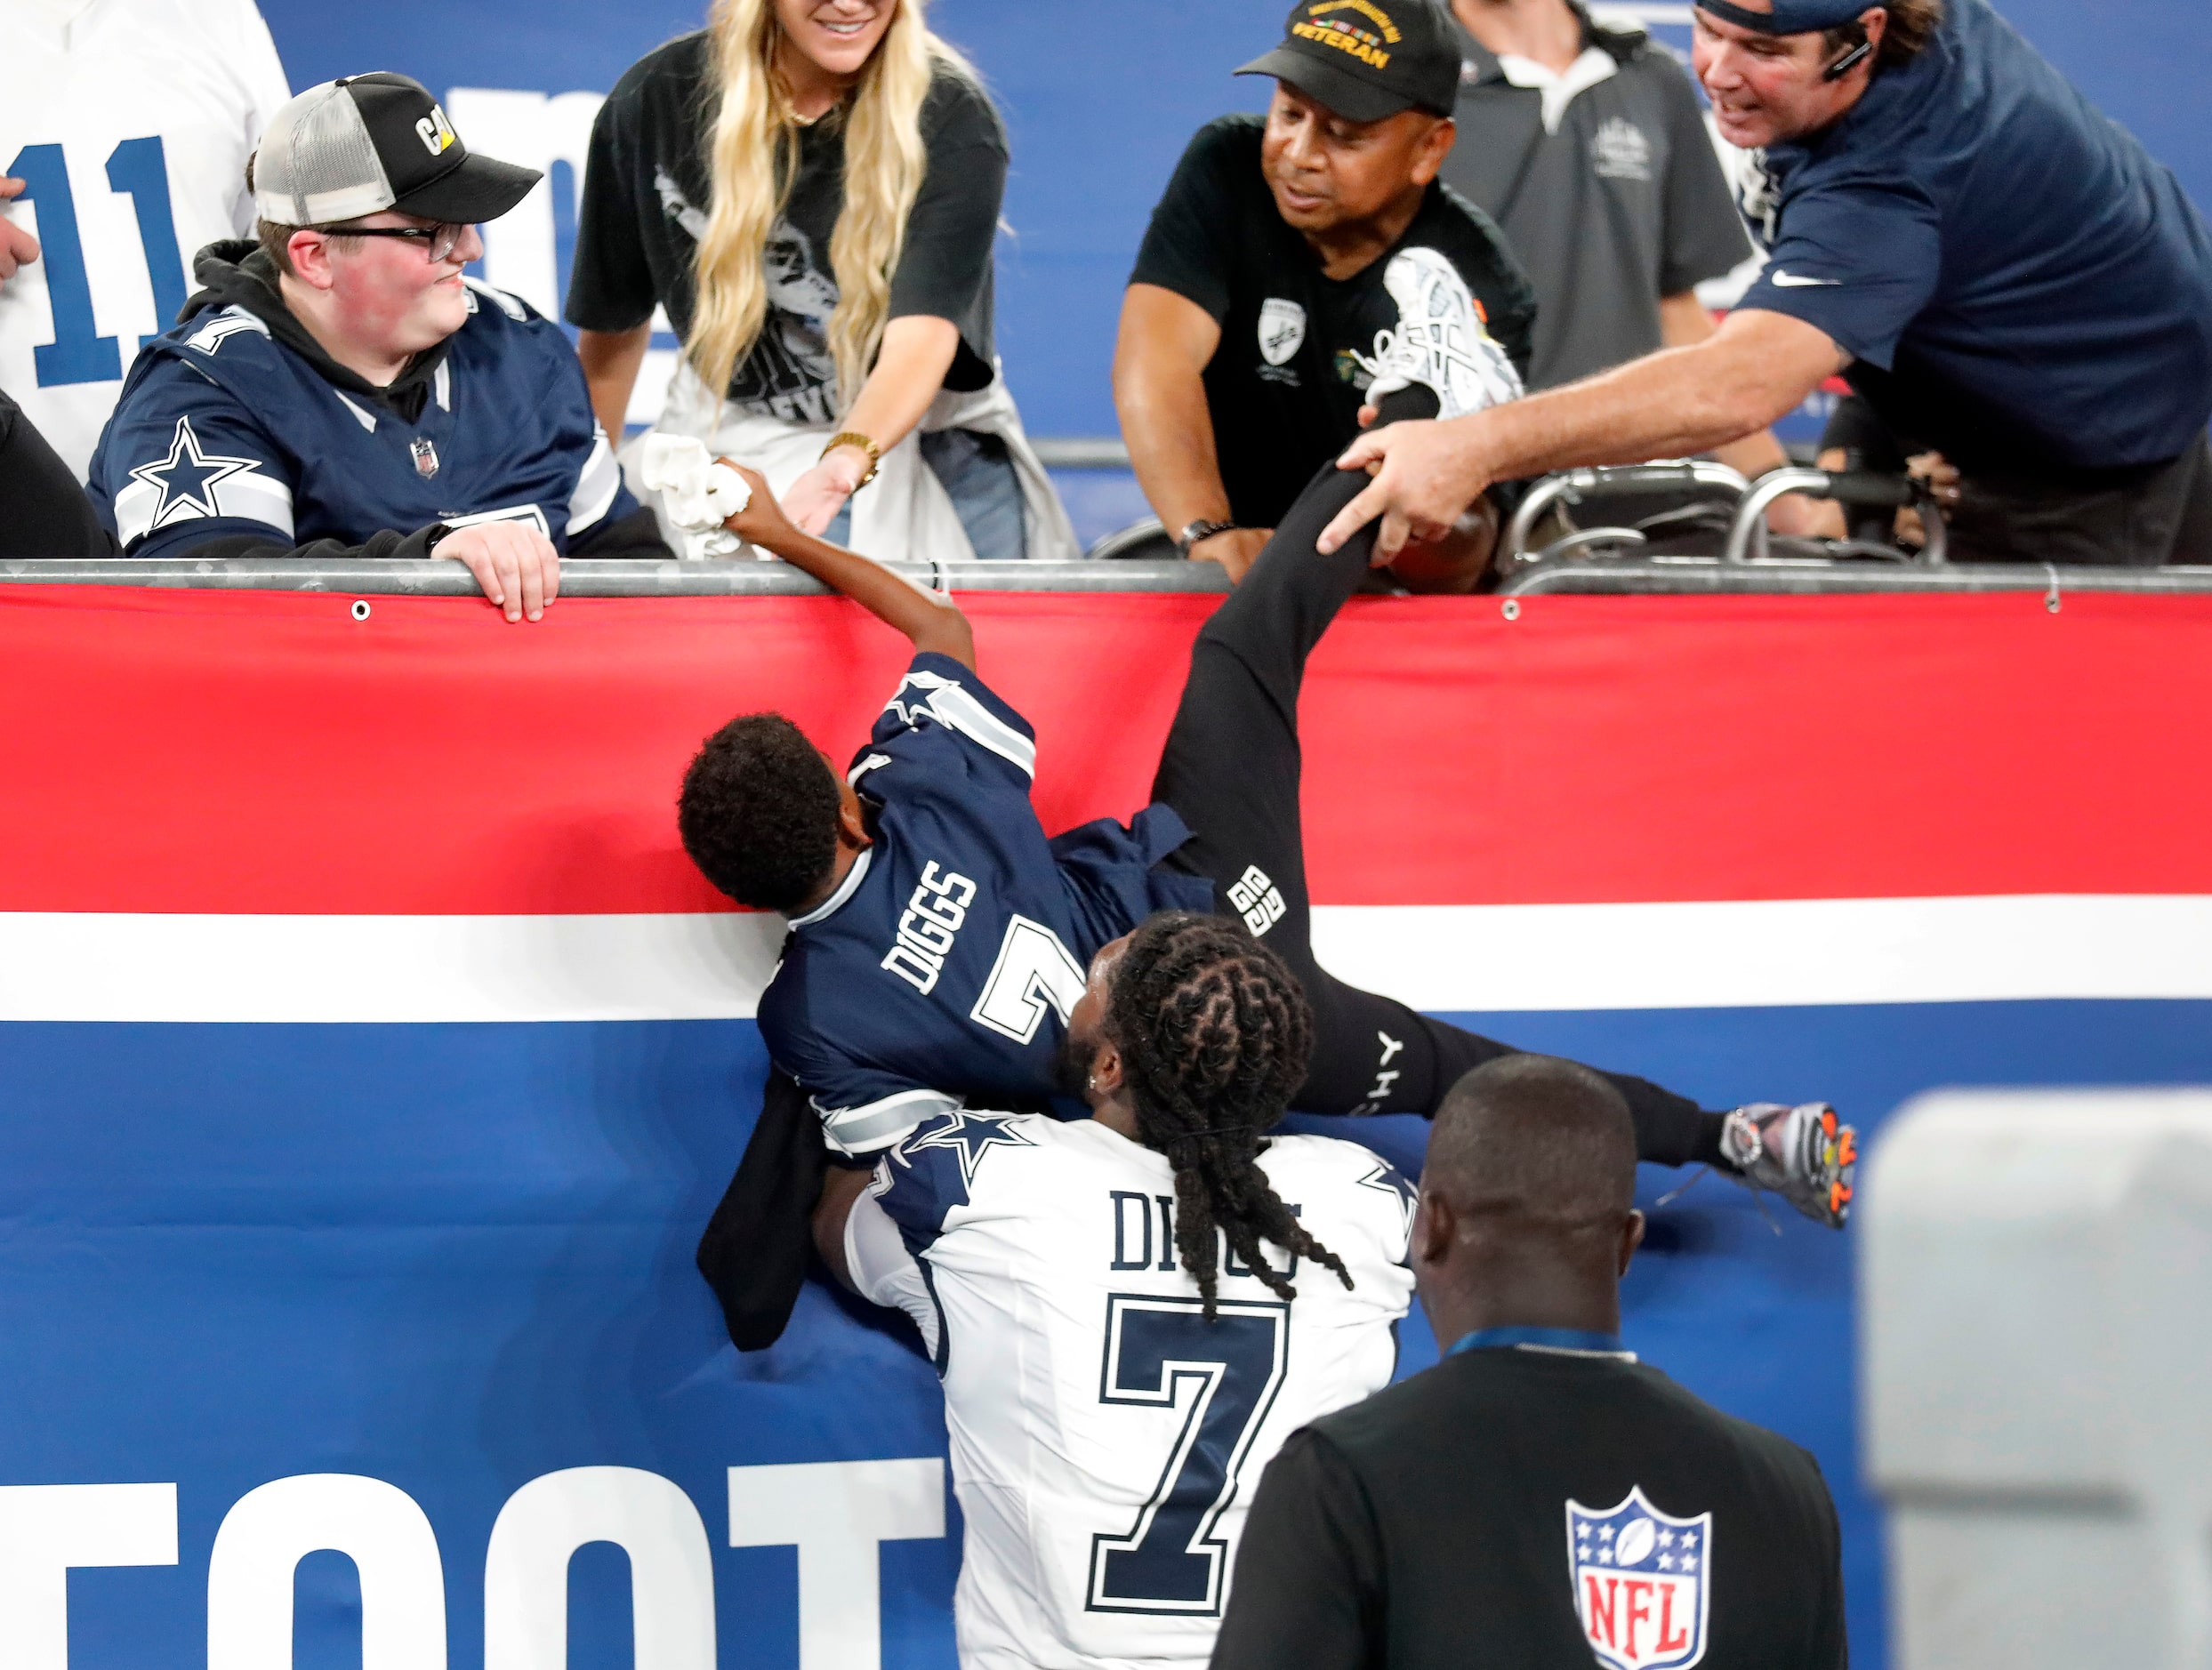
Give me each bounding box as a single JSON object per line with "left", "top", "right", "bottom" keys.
{"left": 127, "top": 417, "right": 260, "bottom": 530}
{"left": 899, "top": 1109, "right": 1036, "bottom": 1188}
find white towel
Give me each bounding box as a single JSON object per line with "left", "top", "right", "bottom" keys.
{"left": 637, "top": 434, "right": 752, "bottom": 560}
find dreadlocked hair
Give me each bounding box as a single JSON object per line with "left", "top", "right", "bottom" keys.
{"left": 1106, "top": 911, "right": 1352, "bottom": 1320}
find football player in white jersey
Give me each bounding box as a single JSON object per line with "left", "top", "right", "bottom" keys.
{"left": 816, "top": 910, "right": 1418, "bottom": 1670}
{"left": 2, "top": 0, "right": 290, "bottom": 479}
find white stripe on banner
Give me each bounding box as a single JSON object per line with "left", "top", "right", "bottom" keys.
{"left": 0, "top": 911, "right": 787, "bottom": 1024}
{"left": 1311, "top": 895, "right": 2212, "bottom": 1012}
{"left": 0, "top": 895, "right": 2206, "bottom": 1023}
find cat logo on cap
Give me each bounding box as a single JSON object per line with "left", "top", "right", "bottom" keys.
{"left": 414, "top": 104, "right": 458, "bottom": 158}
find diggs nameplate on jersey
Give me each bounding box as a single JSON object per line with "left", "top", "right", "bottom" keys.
{"left": 1566, "top": 1487, "right": 1711, "bottom": 1670}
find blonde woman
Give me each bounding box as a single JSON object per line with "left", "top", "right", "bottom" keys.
{"left": 568, "top": 0, "right": 1076, "bottom": 561}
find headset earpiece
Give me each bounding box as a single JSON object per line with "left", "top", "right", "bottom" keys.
{"left": 1823, "top": 38, "right": 1875, "bottom": 80}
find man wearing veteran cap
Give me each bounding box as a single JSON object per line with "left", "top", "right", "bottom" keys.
{"left": 1115, "top": 0, "right": 1534, "bottom": 587}
{"left": 1315, "top": 0, "right": 2212, "bottom": 569}
{"left": 87, "top": 74, "right": 667, "bottom": 620}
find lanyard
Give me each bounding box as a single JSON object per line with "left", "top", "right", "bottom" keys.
{"left": 1448, "top": 1325, "right": 1629, "bottom": 1357}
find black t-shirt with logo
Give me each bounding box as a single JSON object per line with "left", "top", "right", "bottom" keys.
{"left": 567, "top": 33, "right": 1006, "bottom": 425}
{"left": 1213, "top": 1345, "right": 1847, "bottom": 1670}
{"left": 1130, "top": 113, "right": 1536, "bottom": 531}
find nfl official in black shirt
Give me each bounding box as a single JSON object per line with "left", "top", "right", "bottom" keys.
{"left": 1213, "top": 1055, "right": 1846, "bottom": 1670}
{"left": 1115, "top": 0, "right": 1537, "bottom": 584}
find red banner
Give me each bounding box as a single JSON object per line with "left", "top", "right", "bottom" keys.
{"left": 4, "top": 586, "right": 2208, "bottom": 917}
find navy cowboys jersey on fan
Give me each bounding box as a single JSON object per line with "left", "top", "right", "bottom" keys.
{"left": 758, "top": 653, "right": 1214, "bottom": 1156}
{"left": 85, "top": 279, "right": 632, "bottom": 556}
{"left": 844, "top": 1109, "right": 1416, "bottom": 1670}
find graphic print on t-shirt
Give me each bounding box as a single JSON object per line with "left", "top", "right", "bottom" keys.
{"left": 1567, "top": 1486, "right": 1713, "bottom": 1670}
{"left": 650, "top": 167, "right": 841, "bottom": 422}
{"left": 746, "top": 219, "right": 841, "bottom": 421}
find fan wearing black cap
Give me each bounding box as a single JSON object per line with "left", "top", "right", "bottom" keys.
{"left": 1317, "top": 0, "right": 2212, "bottom": 571}
{"left": 86, "top": 74, "right": 670, "bottom": 621}
{"left": 1114, "top": 0, "right": 1536, "bottom": 588}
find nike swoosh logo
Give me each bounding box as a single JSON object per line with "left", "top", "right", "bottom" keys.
{"left": 1771, "top": 270, "right": 1843, "bottom": 287}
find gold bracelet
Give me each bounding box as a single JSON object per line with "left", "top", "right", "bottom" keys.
{"left": 821, "top": 430, "right": 882, "bottom": 490}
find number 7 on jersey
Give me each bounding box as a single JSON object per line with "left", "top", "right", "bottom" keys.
{"left": 1087, "top": 1295, "right": 1290, "bottom": 1614}
{"left": 969, "top": 914, "right": 1087, "bottom": 1044}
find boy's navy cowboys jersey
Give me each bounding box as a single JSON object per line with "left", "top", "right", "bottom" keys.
{"left": 85, "top": 276, "right": 632, "bottom": 555}
{"left": 758, "top": 652, "right": 1214, "bottom": 1156}
{"left": 845, "top": 1110, "right": 1416, "bottom": 1670}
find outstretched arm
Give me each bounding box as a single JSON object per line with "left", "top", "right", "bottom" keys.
{"left": 719, "top": 462, "right": 977, "bottom": 671}
{"left": 782, "top": 317, "right": 961, "bottom": 535}
{"left": 1319, "top": 309, "right": 1849, "bottom": 561}
{"left": 1657, "top": 293, "right": 1831, "bottom": 540}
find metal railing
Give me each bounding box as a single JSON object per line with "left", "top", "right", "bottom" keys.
{"left": 0, "top": 555, "right": 1233, "bottom": 597}
{"left": 1486, "top": 461, "right": 2212, "bottom": 597}
{"left": 1031, "top": 437, "right": 1131, "bottom": 470}
{"left": 1500, "top": 461, "right": 1750, "bottom": 575}
{"left": 1500, "top": 560, "right": 2212, "bottom": 598}
{"left": 10, "top": 459, "right": 2208, "bottom": 598}
{"left": 1721, "top": 467, "right": 1948, "bottom": 566}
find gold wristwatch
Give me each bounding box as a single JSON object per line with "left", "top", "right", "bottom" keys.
{"left": 821, "top": 430, "right": 882, "bottom": 489}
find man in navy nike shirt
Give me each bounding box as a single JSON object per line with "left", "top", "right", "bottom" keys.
{"left": 1318, "top": 0, "right": 2212, "bottom": 568}
{"left": 88, "top": 73, "right": 667, "bottom": 620}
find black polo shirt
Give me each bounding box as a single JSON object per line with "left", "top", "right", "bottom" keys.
{"left": 1130, "top": 114, "right": 1537, "bottom": 531}
{"left": 1213, "top": 1333, "right": 1846, "bottom": 1670}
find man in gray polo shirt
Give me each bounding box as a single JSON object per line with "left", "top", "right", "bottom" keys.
{"left": 1441, "top": 0, "right": 1797, "bottom": 491}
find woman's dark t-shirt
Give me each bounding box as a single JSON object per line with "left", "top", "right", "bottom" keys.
{"left": 567, "top": 34, "right": 1008, "bottom": 425}
{"left": 1130, "top": 114, "right": 1538, "bottom": 530}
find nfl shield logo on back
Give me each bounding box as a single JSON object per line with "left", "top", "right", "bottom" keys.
{"left": 1567, "top": 1487, "right": 1711, "bottom": 1669}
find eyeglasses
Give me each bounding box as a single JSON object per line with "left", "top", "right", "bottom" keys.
{"left": 327, "top": 222, "right": 471, "bottom": 263}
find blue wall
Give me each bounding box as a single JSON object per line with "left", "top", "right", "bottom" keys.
{"left": 12, "top": 1000, "right": 2212, "bottom": 1667}
{"left": 253, "top": 0, "right": 2212, "bottom": 438}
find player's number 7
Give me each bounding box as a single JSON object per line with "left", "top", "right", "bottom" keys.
{"left": 1087, "top": 1296, "right": 1289, "bottom": 1615}
{"left": 969, "top": 916, "right": 1087, "bottom": 1045}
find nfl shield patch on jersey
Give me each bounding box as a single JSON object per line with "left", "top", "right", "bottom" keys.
{"left": 1566, "top": 1487, "right": 1711, "bottom": 1670}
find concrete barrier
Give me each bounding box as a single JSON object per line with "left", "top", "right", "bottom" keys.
{"left": 1863, "top": 1089, "right": 2212, "bottom": 1669}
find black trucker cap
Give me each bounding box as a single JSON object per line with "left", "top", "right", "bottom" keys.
{"left": 1235, "top": 0, "right": 1464, "bottom": 124}
{"left": 250, "top": 73, "right": 542, "bottom": 227}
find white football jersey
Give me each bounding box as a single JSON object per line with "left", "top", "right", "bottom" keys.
{"left": 848, "top": 1110, "right": 1417, "bottom": 1670}
{"left": 1, "top": 0, "right": 290, "bottom": 479}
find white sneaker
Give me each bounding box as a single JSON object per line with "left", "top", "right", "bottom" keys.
{"left": 1357, "top": 246, "right": 1524, "bottom": 420}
